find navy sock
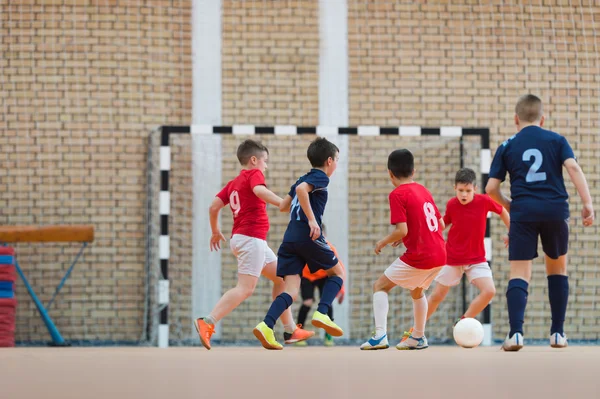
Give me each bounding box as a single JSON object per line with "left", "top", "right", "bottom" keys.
{"left": 506, "top": 278, "right": 529, "bottom": 337}
{"left": 548, "top": 275, "right": 569, "bottom": 335}
{"left": 264, "top": 293, "right": 293, "bottom": 329}
{"left": 297, "top": 304, "right": 310, "bottom": 326}
{"left": 317, "top": 276, "right": 343, "bottom": 315}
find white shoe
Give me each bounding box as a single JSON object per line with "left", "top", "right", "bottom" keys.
{"left": 360, "top": 333, "right": 389, "bottom": 350}
{"left": 501, "top": 332, "right": 524, "bottom": 352}
{"left": 396, "top": 335, "right": 428, "bottom": 350}
{"left": 550, "top": 332, "right": 568, "bottom": 348}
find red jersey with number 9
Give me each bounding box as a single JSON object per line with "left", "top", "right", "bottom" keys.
{"left": 216, "top": 169, "right": 270, "bottom": 240}
{"left": 389, "top": 182, "right": 446, "bottom": 269}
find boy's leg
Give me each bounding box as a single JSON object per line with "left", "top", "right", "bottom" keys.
{"left": 196, "top": 274, "right": 258, "bottom": 349}
{"left": 254, "top": 243, "right": 305, "bottom": 350}
{"left": 311, "top": 263, "right": 344, "bottom": 336}
{"left": 388, "top": 261, "right": 440, "bottom": 350}
{"left": 467, "top": 277, "right": 496, "bottom": 318}
{"left": 502, "top": 261, "right": 531, "bottom": 351}
{"left": 315, "top": 278, "right": 335, "bottom": 346}
{"left": 200, "top": 234, "right": 263, "bottom": 324}
{"left": 263, "top": 262, "right": 315, "bottom": 344}
{"left": 297, "top": 277, "right": 315, "bottom": 326}
{"left": 410, "top": 288, "right": 427, "bottom": 338}
{"left": 261, "top": 260, "right": 297, "bottom": 333}
{"left": 254, "top": 274, "right": 301, "bottom": 350}
{"left": 264, "top": 274, "right": 301, "bottom": 328}
{"left": 426, "top": 283, "right": 450, "bottom": 320}
{"left": 545, "top": 255, "right": 568, "bottom": 340}
{"left": 541, "top": 220, "right": 569, "bottom": 347}
{"left": 502, "top": 221, "right": 537, "bottom": 351}
{"left": 396, "top": 287, "right": 430, "bottom": 350}
{"left": 207, "top": 274, "right": 259, "bottom": 323}
{"left": 463, "top": 262, "right": 496, "bottom": 318}
{"left": 507, "top": 261, "right": 531, "bottom": 335}
{"left": 373, "top": 274, "right": 396, "bottom": 335}
{"left": 315, "top": 278, "right": 333, "bottom": 320}
{"left": 359, "top": 274, "right": 395, "bottom": 350}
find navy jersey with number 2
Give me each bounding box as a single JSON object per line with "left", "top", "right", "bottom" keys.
{"left": 489, "top": 125, "right": 575, "bottom": 222}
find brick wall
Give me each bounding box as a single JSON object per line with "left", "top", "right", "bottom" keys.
{"left": 221, "top": 0, "right": 319, "bottom": 126}
{"left": 1, "top": 1, "right": 191, "bottom": 342}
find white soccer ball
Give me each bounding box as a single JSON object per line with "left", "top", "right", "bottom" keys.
{"left": 453, "top": 317, "right": 484, "bottom": 348}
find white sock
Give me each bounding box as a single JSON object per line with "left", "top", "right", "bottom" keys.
{"left": 283, "top": 323, "right": 296, "bottom": 334}
{"left": 412, "top": 295, "right": 428, "bottom": 338}
{"left": 373, "top": 291, "right": 389, "bottom": 338}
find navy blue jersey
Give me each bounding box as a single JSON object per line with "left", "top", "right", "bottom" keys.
{"left": 489, "top": 125, "right": 575, "bottom": 222}
{"left": 282, "top": 169, "right": 329, "bottom": 242}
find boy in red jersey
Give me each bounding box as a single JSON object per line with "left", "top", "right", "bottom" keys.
{"left": 427, "top": 168, "right": 510, "bottom": 324}
{"left": 194, "top": 139, "right": 313, "bottom": 350}
{"left": 360, "top": 149, "right": 446, "bottom": 350}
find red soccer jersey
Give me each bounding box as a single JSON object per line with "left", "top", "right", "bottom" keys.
{"left": 216, "top": 169, "right": 269, "bottom": 240}
{"left": 443, "top": 194, "right": 503, "bottom": 266}
{"left": 389, "top": 182, "right": 446, "bottom": 269}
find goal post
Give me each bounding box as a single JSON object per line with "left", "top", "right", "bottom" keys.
{"left": 148, "top": 125, "right": 491, "bottom": 347}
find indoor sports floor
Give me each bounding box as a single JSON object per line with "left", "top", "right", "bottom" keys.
{"left": 1, "top": 346, "right": 598, "bottom": 399}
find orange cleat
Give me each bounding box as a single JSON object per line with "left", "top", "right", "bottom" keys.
{"left": 284, "top": 324, "right": 315, "bottom": 344}
{"left": 194, "top": 318, "right": 215, "bottom": 350}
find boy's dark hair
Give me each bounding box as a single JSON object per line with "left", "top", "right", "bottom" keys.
{"left": 515, "top": 94, "right": 543, "bottom": 122}
{"left": 236, "top": 139, "right": 269, "bottom": 165}
{"left": 307, "top": 137, "right": 339, "bottom": 167}
{"left": 387, "top": 149, "right": 414, "bottom": 178}
{"left": 455, "top": 168, "right": 477, "bottom": 185}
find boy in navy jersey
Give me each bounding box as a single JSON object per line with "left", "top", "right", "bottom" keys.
{"left": 486, "top": 94, "right": 594, "bottom": 350}
{"left": 253, "top": 137, "right": 345, "bottom": 350}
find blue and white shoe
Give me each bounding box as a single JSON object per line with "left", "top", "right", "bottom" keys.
{"left": 501, "top": 332, "right": 524, "bottom": 351}
{"left": 396, "top": 335, "right": 428, "bottom": 350}
{"left": 360, "top": 333, "right": 389, "bottom": 350}
{"left": 550, "top": 332, "right": 568, "bottom": 348}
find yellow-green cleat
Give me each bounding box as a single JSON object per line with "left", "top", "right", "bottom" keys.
{"left": 253, "top": 321, "right": 283, "bottom": 350}
{"left": 311, "top": 311, "right": 344, "bottom": 337}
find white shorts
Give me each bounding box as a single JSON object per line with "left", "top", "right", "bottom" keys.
{"left": 229, "top": 234, "right": 277, "bottom": 278}
{"left": 434, "top": 262, "right": 492, "bottom": 287}
{"left": 383, "top": 258, "right": 443, "bottom": 291}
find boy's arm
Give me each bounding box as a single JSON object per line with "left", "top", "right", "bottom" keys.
{"left": 252, "top": 185, "right": 283, "bottom": 207}
{"left": 485, "top": 178, "right": 511, "bottom": 212}
{"left": 375, "top": 222, "right": 407, "bottom": 255}
{"left": 441, "top": 221, "right": 451, "bottom": 231}
{"left": 564, "top": 158, "right": 595, "bottom": 226}
{"left": 279, "top": 194, "right": 292, "bottom": 212}
{"left": 498, "top": 207, "right": 510, "bottom": 248}
{"left": 208, "top": 197, "right": 227, "bottom": 251}
{"left": 296, "top": 182, "right": 320, "bottom": 240}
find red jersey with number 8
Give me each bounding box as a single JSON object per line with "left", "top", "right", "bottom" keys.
{"left": 389, "top": 182, "right": 446, "bottom": 269}
{"left": 216, "top": 169, "right": 270, "bottom": 240}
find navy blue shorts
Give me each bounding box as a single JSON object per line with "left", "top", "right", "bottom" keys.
{"left": 508, "top": 220, "right": 569, "bottom": 261}
{"left": 276, "top": 237, "right": 338, "bottom": 277}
